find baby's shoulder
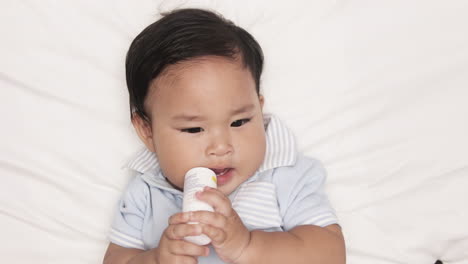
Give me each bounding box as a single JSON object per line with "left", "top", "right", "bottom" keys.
{"left": 269, "top": 155, "right": 327, "bottom": 193}
{"left": 121, "top": 173, "right": 152, "bottom": 201}
{"left": 272, "top": 155, "right": 326, "bottom": 180}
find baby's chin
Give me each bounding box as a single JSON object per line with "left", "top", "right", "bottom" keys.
{"left": 164, "top": 176, "right": 184, "bottom": 192}
{"left": 217, "top": 182, "right": 240, "bottom": 196}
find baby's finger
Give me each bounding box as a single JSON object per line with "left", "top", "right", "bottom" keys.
{"left": 168, "top": 240, "right": 210, "bottom": 257}
{"left": 168, "top": 212, "right": 190, "bottom": 225}
{"left": 196, "top": 187, "right": 232, "bottom": 216}
{"left": 201, "top": 224, "right": 227, "bottom": 245}
{"left": 165, "top": 223, "right": 202, "bottom": 240}
{"left": 190, "top": 210, "right": 227, "bottom": 229}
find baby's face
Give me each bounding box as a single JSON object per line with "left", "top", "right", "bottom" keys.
{"left": 139, "top": 56, "right": 266, "bottom": 195}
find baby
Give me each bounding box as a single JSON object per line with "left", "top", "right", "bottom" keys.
{"left": 104, "top": 8, "right": 345, "bottom": 264}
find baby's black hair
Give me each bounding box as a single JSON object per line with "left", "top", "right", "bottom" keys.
{"left": 126, "top": 8, "right": 264, "bottom": 122}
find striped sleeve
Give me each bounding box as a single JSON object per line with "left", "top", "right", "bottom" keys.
{"left": 108, "top": 175, "right": 149, "bottom": 249}
{"left": 277, "top": 156, "right": 338, "bottom": 230}
{"left": 232, "top": 182, "right": 282, "bottom": 229}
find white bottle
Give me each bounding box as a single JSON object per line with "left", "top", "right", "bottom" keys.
{"left": 183, "top": 167, "right": 217, "bottom": 245}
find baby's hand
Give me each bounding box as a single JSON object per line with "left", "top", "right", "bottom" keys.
{"left": 186, "top": 187, "right": 251, "bottom": 263}
{"left": 153, "top": 212, "right": 209, "bottom": 264}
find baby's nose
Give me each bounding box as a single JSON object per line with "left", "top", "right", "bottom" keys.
{"left": 206, "top": 133, "right": 233, "bottom": 157}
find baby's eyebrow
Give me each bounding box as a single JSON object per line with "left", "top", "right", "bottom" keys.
{"left": 230, "top": 104, "right": 255, "bottom": 115}
{"left": 171, "top": 114, "right": 205, "bottom": 121}
{"left": 171, "top": 104, "right": 255, "bottom": 121}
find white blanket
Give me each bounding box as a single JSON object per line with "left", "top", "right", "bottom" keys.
{"left": 1, "top": 0, "right": 467, "bottom": 263}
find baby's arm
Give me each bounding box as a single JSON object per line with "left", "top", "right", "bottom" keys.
{"left": 103, "top": 243, "right": 146, "bottom": 264}
{"left": 233, "top": 156, "right": 345, "bottom": 263}
{"left": 103, "top": 215, "right": 209, "bottom": 264}
{"left": 238, "top": 224, "right": 345, "bottom": 264}
{"left": 189, "top": 186, "right": 345, "bottom": 264}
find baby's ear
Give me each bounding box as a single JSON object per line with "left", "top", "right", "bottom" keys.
{"left": 258, "top": 94, "right": 265, "bottom": 109}
{"left": 131, "top": 114, "right": 156, "bottom": 152}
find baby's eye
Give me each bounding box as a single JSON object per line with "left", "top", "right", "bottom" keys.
{"left": 231, "top": 118, "right": 251, "bottom": 127}
{"left": 181, "top": 127, "right": 204, "bottom": 133}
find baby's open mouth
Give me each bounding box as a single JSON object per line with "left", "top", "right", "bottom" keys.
{"left": 210, "top": 168, "right": 231, "bottom": 176}
{"left": 209, "top": 168, "right": 233, "bottom": 185}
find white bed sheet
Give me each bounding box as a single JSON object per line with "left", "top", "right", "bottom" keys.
{"left": 1, "top": 0, "right": 467, "bottom": 263}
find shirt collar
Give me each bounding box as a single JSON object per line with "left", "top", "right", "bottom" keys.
{"left": 124, "top": 114, "right": 297, "bottom": 177}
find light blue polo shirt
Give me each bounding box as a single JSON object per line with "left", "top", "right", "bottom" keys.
{"left": 109, "top": 114, "right": 338, "bottom": 263}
